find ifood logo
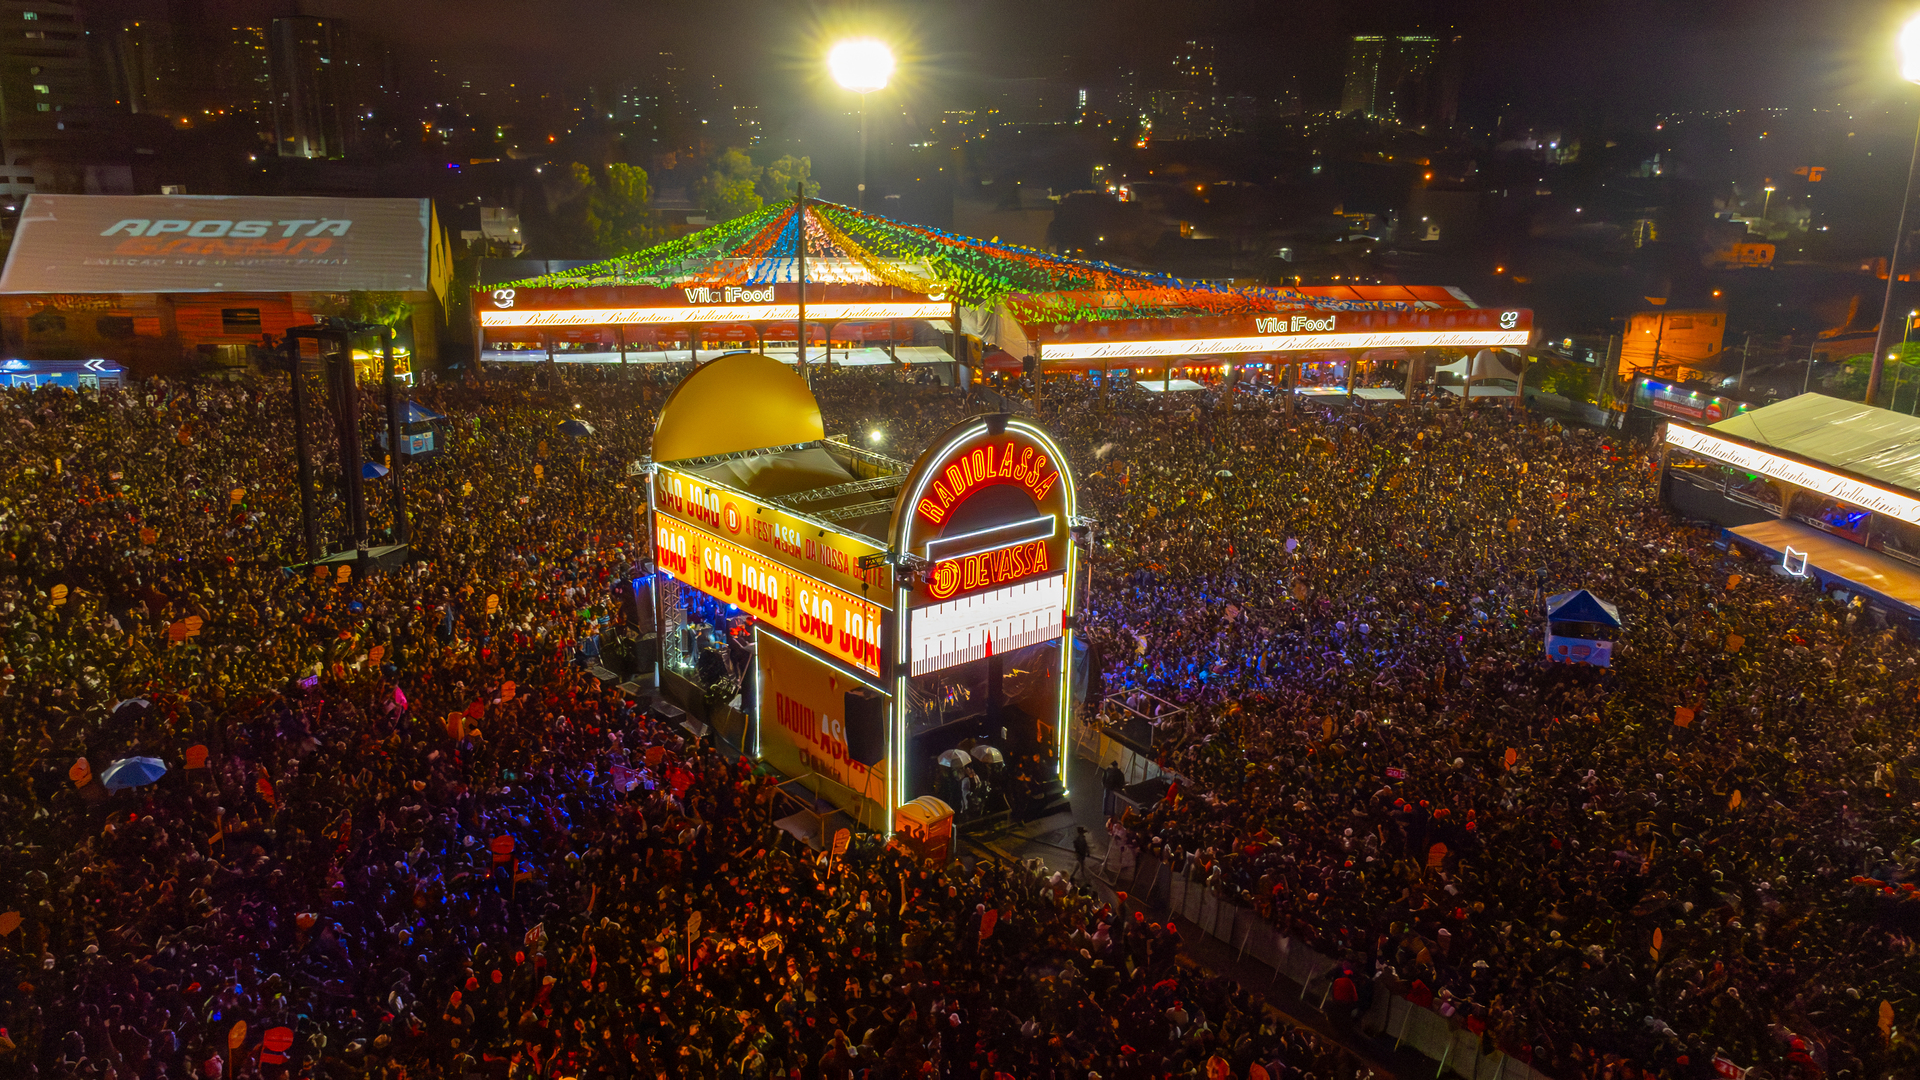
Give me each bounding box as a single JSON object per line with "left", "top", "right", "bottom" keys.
{"left": 100, "top": 219, "right": 353, "bottom": 238}
{"left": 682, "top": 285, "right": 775, "bottom": 303}
{"left": 492, "top": 289, "right": 516, "bottom": 309}
{"left": 1256, "top": 315, "right": 1337, "bottom": 334}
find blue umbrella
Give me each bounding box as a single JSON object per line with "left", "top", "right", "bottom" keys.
{"left": 558, "top": 419, "right": 596, "bottom": 437}
{"left": 99, "top": 756, "right": 167, "bottom": 792}
{"left": 362, "top": 461, "right": 390, "bottom": 479}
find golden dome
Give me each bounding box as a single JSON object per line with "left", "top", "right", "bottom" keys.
{"left": 652, "top": 353, "right": 825, "bottom": 462}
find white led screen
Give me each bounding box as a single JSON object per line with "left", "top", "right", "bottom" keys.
{"left": 479, "top": 301, "right": 950, "bottom": 327}
{"left": 1037, "top": 328, "right": 1530, "bottom": 361}
{"left": 910, "top": 573, "right": 1065, "bottom": 675}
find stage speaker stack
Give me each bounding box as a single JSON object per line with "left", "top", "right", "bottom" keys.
{"left": 844, "top": 688, "right": 886, "bottom": 766}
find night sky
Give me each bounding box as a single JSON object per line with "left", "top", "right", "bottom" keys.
{"left": 91, "top": 0, "right": 1920, "bottom": 120}
{"left": 363, "top": 0, "right": 1914, "bottom": 118}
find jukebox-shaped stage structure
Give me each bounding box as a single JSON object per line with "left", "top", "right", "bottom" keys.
{"left": 647, "top": 353, "right": 1080, "bottom": 834}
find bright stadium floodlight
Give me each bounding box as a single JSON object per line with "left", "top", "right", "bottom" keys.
{"left": 829, "top": 38, "right": 894, "bottom": 94}
{"left": 1871, "top": 15, "right": 1920, "bottom": 404}
{"left": 1904, "top": 13, "right": 1920, "bottom": 82}
{"left": 830, "top": 38, "right": 895, "bottom": 212}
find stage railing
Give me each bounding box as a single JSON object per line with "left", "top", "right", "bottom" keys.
{"left": 772, "top": 768, "right": 884, "bottom": 841}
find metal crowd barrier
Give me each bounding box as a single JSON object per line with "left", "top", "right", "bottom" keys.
{"left": 1114, "top": 849, "right": 1556, "bottom": 1080}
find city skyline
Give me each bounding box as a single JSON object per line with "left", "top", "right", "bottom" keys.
{"left": 75, "top": 0, "right": 1920, "bottom": 121}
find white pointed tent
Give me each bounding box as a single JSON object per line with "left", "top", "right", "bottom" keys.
{"left": 1432, "top": 348, "right": 1528, "bottom": 402}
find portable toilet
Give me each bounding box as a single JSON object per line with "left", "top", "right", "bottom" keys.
{"left": 892, "top": 796, "right": 955, "bottom": 867}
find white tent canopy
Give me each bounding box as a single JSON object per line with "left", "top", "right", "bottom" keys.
{"left": 1433, "top": 348, "right": 1525, "bottom": 379}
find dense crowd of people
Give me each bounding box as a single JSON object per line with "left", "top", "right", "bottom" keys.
{"left": 0, "top": 365, "right": 1367, "bottom": 1080}
{"left": 826, "top": 369, "right": 1920, "bottom": 1079}
{"left": 1022, "top": 380, "right": 1918, "bottom": 1080}
{"left": 1, "top": 357, "right": 1916, "bottom": 1079}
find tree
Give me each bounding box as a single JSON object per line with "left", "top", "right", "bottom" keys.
{"left": 693, "top": 149, "right": 764, "bottom": 221}
{"left": 1841, "top": 341, "right": 1920, "bottom": 408}
{"left": 758, "top": 154, "right": 817, "bottom": 202}
{"left": 1532, "top": 361, "right": 1596, "bottom": 404}
{"left": 586, "top": 163, "right": 663, "bottom": 255}
{"left": 546, "top": 163, "right": 664, "bottom": 258}
{"left": 314, "top": 291, "right": 413, "bottom": 328}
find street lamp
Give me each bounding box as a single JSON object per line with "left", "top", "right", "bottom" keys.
{"left": 1761, "top": 183, "right": 1776, "bottom": 220}
{"left": 829, "top": 38, "right": 894, "bottom": 212}
{"left": 1868, "top": 13, "right": 1920, "bottom": 406}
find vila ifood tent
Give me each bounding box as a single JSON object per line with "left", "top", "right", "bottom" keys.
{"left": 476, "top": 198, "right": 1528, "bottom": 385}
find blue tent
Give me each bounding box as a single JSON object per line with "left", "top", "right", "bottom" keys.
{"left": 362, "top": 461, "right": 390, "bottom": 479}
{"left": 376, "top": 400, "right": 445, "bottom": 458}
{"left": 1544, "top": 589, "right": 1621, "bottom": 627}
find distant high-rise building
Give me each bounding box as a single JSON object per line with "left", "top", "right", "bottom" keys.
{"left": 110, "top": 19, "right": 179, "bottom": 116}
{"left": 1155, "top": 39, "right": 1222, "bottom": 138}
{"left": 615, "top": 52, "right": 686, "bottom": 148}
{"left": 212, "top": 25, "right": 271, "bottom": 115}
{"left": 1340, "top": 37, "right": 1388, "bottom": 116}
{"left": 1115, "top": 65, "right": 1142, "bottom": 117}
{"left": 0, "top": 0, "right": 97, "bottom": 197}
{"left": 109, "top": 5, "right": 272, "bottom": 122}
{"left": 1172, "top": 39, "right": 1216, "bottom": 97}
{"left": 269, "top": 16, "right": 348, "bottom": 158}
{"left": 611, "top": 82, "right": 645, "bottom": 125}
{"left": 1340, "top": 33, "right": 1459, "bottom": 129}
{"left": 1430, "top": 35, "right": 1464, "bottom": 131}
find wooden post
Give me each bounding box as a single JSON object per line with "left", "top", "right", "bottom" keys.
{"left": 617, "top": 324, "right": 627, "bottom": 366}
